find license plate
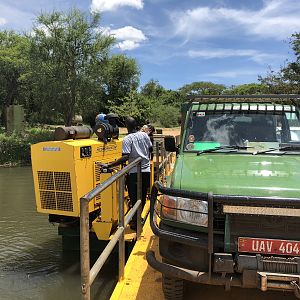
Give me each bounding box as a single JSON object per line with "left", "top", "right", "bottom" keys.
{"left": 238, "top": 237, "right": 300, "bottom": 256}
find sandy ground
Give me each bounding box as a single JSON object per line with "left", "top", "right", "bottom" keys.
{"left": 119, "top": 127, "right": 180, "bottom": 136}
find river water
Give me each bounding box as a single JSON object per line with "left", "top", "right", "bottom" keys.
{"left": 0, "top": 167, "right": 117, "bottom": 300}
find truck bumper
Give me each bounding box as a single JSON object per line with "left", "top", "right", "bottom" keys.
{"left": 146, "top": 250, "right": 241, "bottom": 286}
{"left": 146, "top": 250, "right": 300, "bottom": 297}
{"left": 147, "top": 181, "right": 300, "bottom": 297}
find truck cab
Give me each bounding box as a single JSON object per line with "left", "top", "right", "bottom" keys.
{"left": 147, "top": 95, "right": 300, "bottom": 299}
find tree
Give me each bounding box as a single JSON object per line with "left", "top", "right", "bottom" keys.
{"left": 0, "top": 31, "right": 30, "bottom": 126}
{"left": 29, "top": 9, "right": 115, "bottom": 126}
{"left": 140, "top": 79, "right": 184, "bottom": 107}
{"left": 110, "top": 91, "right": 152, "bottom": 125}
{"left": 179, "top": 81, "right": 225, "bottom": 96}
{"left": 103, "top": 54, "right": 140, "bottom": 106}
{"left": 259, "top": 33, "right": 300, "bottom": 94}
{"left": 140, "top": 79, "right": 165, "bottom": 98}
{"left": 224, "top": 83, "right": 268, "bottom": 95}
{"left": 137, "top": 79, "right": 182, "bottom": 126}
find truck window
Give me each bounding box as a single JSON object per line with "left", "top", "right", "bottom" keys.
{"left": 184, "top": 110, "right": 300, "bottom": 151}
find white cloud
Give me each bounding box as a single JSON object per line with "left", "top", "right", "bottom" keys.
{"left": 110, "top": 26, "right": 146, "bottom": 41}
{"left": 102, "top": 26, "right": 147, "bottom": 50}
{"left": 188, "top": 48, "right": 282, "bottom": 64}
{"left": 207, "top": 69, "right": 264, "bottom": 79}
{"left": 0, "top": 17, "right": 6, "bottom": 26}
{"left": 170, "top": 0, "right": 300, "bottom": 40}
{"left": 117, "top": 40, "right": 139, "bottom": 51}
{"left": 91, "top": 0, "right": 143, "bottom": 12}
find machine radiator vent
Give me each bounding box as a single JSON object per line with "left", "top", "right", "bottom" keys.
{"left": 95, "top": 162, "right": 102, "bottom": 182}
{"left": 38, "top": 171, "right": 73, "bottom": 212}
{"left": 94, "top": 162, "right": 102, "bottom": 201}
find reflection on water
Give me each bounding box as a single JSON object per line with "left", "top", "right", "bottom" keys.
{"left": 0, "top": 167, "right": 117, "bottom": 300}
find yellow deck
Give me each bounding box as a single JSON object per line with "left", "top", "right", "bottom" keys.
{"left": 111, "top": 215, "right": 164, "bottom": 300}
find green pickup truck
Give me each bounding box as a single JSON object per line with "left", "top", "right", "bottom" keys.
{"left": 147, "top": 95, "right": 300, "bottom": 299}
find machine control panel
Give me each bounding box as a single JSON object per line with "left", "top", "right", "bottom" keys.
{"left": 80, "top": 146, "right": 92, "bottom": 158}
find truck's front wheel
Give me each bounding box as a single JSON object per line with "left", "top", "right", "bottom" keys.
{"left": 162, "top": 274, "right": 184, "bottom": 300}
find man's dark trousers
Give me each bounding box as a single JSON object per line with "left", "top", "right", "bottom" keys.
{"left": 127, "top": 172, "right": 150, "bottom": 224}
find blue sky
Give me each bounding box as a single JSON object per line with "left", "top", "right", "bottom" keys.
{"left": 0, "top": 0, "right": 299, "bottom": 89}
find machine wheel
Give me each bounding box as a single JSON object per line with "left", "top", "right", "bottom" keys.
{"left": 162, "top": 274, "right": 185, "bottom": 300}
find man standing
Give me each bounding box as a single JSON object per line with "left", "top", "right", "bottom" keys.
{"left": 104, "top": 117, "right": 152, "bottom": 230}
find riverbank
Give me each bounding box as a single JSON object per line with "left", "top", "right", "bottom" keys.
{"left": 0, "top": 126, "right": 180, "bottom": 167}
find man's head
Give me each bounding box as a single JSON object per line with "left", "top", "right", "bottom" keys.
{"left": 147, "top": 124, "right": 155, "bottom": 136}
{"left": 141, "top": 124, "right": 155, "bottom": 136}
{"left": 125, "top": 117, "right": 137, "bottom": 133}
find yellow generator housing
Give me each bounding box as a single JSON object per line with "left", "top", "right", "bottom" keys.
{"left": 31, "top": 138, "right": 122, "bottom": 239}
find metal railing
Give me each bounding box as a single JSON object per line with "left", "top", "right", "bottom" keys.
{"left": 155, "top": 141, "right": 171, "bottom": 183}
{"left": 79, "top": 135, "right": 179, "bottom": 300}
{"left": 80, "top": 157, "right": 143, "bottom": 300}
{"left": 155, "top": 136, "right": 179, "bottom": 182}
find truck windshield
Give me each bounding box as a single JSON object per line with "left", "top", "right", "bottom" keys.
{"left": 184, "top": 110, "right": 300, "bottom": 153}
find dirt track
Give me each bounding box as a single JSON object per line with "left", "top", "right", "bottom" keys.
{"left": 119, "top": 127, "right": 180, "bottom": 136}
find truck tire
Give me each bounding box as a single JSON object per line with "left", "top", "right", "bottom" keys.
{"left": 162, "top": 274, "right": 184, "bottom": 300}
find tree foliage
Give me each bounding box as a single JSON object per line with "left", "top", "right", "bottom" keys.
{"left": 103, "top": 54, "right": 140, "bottom": 105}
{"left": 224, "top": 83, "right": 268, "bottom": 95}
{"left": 140, "top": 79, "right": 165, "bottom": 98}
{"left": 2, "top": 10, "right": 300, "bottom": 131}
{"left": 0, "top": 31, "right": 30, "bottom": 125}
{"left": 110, "top": 80, "right": 183, "bottom": 127}
{"left": 179, "top": 81, "right": 225, "bottom": 96}
{"left": 110, "top": 91, "right": 152, "bottom": 124}
{"left": 28, "top": 9, "right": 116, "bottom": 126}
{"left": 259, "top": 33, "right": 300, "bottom": 94}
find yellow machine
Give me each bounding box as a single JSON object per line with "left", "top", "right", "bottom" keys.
{"left": 31, "top": 125, "right": 125, "bottom": 240}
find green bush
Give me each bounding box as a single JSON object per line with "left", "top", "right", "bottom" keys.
{"left": 151, "top": 105, "right": 180, "bottom": 128}
{"left": 0, "top": 128, "right": 54, "bottom": 166}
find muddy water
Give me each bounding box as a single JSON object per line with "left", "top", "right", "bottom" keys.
{"left": 0, "top": 167, "right": 117, "bottom": 300}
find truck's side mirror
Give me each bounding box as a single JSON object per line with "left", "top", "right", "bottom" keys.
{"left": 164, "top": 136, "right": 176, "bottom": 152}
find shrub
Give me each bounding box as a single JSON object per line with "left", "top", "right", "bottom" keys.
{"left": 0, "top": 128, "right": 53, "bottom": 166}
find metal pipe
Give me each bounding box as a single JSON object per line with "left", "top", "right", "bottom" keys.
{"left": 80, "top": 157, "right": 142, "bottom": 298}
{"left": 137, "top": 163, "right": 142, "bottom": 239}
{"left": 187, "top": 94, "right": 300, "bottom": 100}
{"left": 82, "top": 157, "right": 142, "bottom": 202}
{"left": 158, "top": 152, "right": 172, "bottom": 170}
{"left": 80, "top": 199, "right": 90, "bottom": 300}
{"left": 124, "top": 200, "right": 142, "bottom": 227}
{"left": 260, "top": 275, "right": 267, "bottom": 292}
{"left": 155, "top": 141, "right": 160, "bottom": 180}
{"left": 208, "top": 192, "right": 213, "bottom": 280}
{"left": 149, "top": 185, "right": 223, "bottom": 248}
{"left": 146, "top": 250, "right": 242, "bottom": 287}
{"left": 267, "top": 282, "right": 295, "bottom": 290}
{"left": 89, "top": 227, "right": 124, "bottom": 284}
{"left": 162, "top": 143, "right": 165, "bottom": 181}
{"left": 154, "top": 181, "right": 300, "bottom": 208}
{"left": 118, "top": 176, "right": 125, "bottom": 281}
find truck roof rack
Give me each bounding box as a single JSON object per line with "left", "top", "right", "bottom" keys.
{"left": 188, "top": 94, "right": 300, "bottom": 106}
